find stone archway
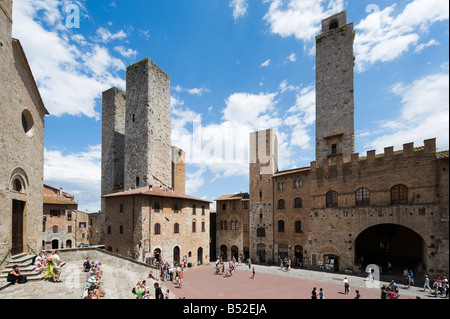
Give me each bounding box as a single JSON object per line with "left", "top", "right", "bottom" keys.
{"left": 355, "top": 223, "right": 426, "bottom": 272}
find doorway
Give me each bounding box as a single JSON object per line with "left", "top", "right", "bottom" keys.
{"left": 11, "top": 200, "right": 25, "bottom": 256}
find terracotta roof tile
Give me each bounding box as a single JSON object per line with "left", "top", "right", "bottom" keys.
{"left": 103, "top": 186, "right": 212, "bottom": 203}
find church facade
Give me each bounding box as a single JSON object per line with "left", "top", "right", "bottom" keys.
{"left": 0, "top": 0, "right": 49, "bottom": 265}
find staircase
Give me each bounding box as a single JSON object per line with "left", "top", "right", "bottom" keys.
{"left": 0, "top": 253, "right": 43, "bottom": 291}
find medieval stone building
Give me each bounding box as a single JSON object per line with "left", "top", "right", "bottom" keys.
{"left": 218, "top": 11, "right": 449, "bottom": 275}
{"left": 0, "top": 0, "right": 49, "bottom": 265}
{"left": 101, "top": 58, "right": 211, "bottom": 266}
{"left": 42, "top": 184, "right": 90, "bottom": 250}
{"left": 215, "top": 192, "right": 250, "bottom": 261}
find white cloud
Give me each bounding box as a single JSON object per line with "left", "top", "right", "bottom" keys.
{"left": 230, "top": 0, "right": 249, "bottom": 20}
{"left": 96, "top": 27, "right": 127, "bottom": 43}
{"left": 44, "top": 145, "right": 102, "bottom": 212}
{"left": 414, "top": 39, "right": 439, "bottom": 53}
{"left": 114, "top": 46, "right": 138, "bottom": 58}
{"left": 260, "top": 59, "right": 271, "bottom": 67}
{"left": 365, "top": 71, "right": 449, "bottom": 153}
{"left": 173, "top": 85, "right": 211, "bottom": 96}
{"left": 12, "top": 1, "right": 128, "bottom": 119}
{"left": 285, "top": 53, "right": 297, "bottom": 63}
{"left": 263, "top": 0, "right": 345, "bottom": 41}
{"left": 354, "top": 0, "right": 449, "bottom": 72}
{"left": 285, "top": 84, "right": 316, "bottom": 149}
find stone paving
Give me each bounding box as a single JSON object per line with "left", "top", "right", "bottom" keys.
{"left": 0, "top": 260, "right": 447, "bottom": 300}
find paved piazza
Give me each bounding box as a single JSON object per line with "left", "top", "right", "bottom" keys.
{"left": 0, "top": 259, "right": 446, "bottom": 300}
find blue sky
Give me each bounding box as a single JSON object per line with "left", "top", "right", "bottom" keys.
{"left": 11, "top": 0, "right": 449, "bottom": 212}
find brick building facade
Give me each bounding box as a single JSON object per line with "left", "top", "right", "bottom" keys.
{"left": 42, "top": 184, "right": 90, "bottom": 250}
{"left": 215, "top": 193, "right": 250, "bottom": 261}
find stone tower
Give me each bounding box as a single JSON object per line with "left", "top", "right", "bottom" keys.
{"left": 101, "top": 87, "right": 126, "bottom": 197}
{"left": 315, "top": 11, "right": 355, "bottom": 166}
{"left": 124, "top": 58, "right": 172, "bottom": 191}
{"left": 248, "top": 129, "right": 278, "bottom": 262}
{"left": 171, "top": 146, "right": 186, "bottom": 194}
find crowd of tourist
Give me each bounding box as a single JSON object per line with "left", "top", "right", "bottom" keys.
{"left": 82, "top": 257, "right": 106, "bottom": 299}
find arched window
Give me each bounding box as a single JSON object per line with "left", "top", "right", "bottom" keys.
{"left": 355, "top": 188, "right": 370, "bottom": 206}
{"left": 295, "top": 221, "right": 302, "bottom": 233}
{"left": 257, "top": 228, "right": 266, "bottom": 237}
{"left": 294, "top": 197, "right": 302, "bottom": 208}
{"left": 52, "top": 225, "right": 58, "bottom": 233}
{"left": 278, "top": 220, "right": 285, "bottom": 232}
{"left": 192, "top": 219, "right": 197, "bottom": 233}
{"left": 174, "top": 223, "right": 180, "bottom": 234}
{"left": 326, "top": 191, "right": 338, "bottom": 207}
{"left": 154, "top": 223, "right": 161, "bottom": 234}
{"left": 224, "top": 220, "right": 228, "bottom": 230}
{"left": 391, "top": 184, "right": 408, "bottom": 204}
{"left": 278, "top": 199, "right": 285, "bottom": 209}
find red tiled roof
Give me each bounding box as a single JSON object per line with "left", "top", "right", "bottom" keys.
{"left": 102, "top": 186, "right": 212, "bottom": 203}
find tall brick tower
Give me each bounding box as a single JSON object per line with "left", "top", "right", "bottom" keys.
{"left": 315, "top": 11, "right": 355, "bottom": 166}
{"left": 123, "top": 58, "right": 172, "bottom": 191}
{"left": 248, "top": 129, "right": 278, "bottom": 262}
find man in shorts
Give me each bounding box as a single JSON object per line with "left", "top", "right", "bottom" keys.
{"left": 52, "top": 250, "right": 63, "bottom": 282}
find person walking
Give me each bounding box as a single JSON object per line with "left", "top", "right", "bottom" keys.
{"left": 343, "top": 277, "right": 350, "bottom": 294}
{"left": 354, "top": 290, "right": 362, "bottom": 299}
{"left": 319, "top": 288, "right": 324, "bottom": 299}
{"left": 311, "top": 287, "right": 318, "bottom": 299}
{"left": 251, "top": 266, "right": 256, "bottom": 279}
{"left": 423, "top": 275, "right": 432, "bottom": 292}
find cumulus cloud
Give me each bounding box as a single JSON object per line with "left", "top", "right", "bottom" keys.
{"left": 263, "top": 0, "right": 345, "bottom": 41}
{"left": 44, "top": 145, "right": 102, "bottom": 212}
{"left": 12, "top": 0, "right": 130, "bottom": 119}
{"left": 354, "top": 0, "right": 449, "bottom": 72}
{"left": 365, "top": 70, "right": 449, "bottom": 153}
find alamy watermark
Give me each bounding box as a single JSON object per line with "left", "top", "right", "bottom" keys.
{"left": 64, "top": 2, "right": 81, "bottom": 29}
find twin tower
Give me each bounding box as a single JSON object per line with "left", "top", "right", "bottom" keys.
{"left": 101, "top": 58, "right": 185, "bottom": 209}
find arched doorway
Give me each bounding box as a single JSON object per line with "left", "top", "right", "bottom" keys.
{"left": 231, "top": 246, "right": 239, "bottom": 261}
{"left": 220, "top": 245, "right": 228, "bottom": 261}
{"left": 355, "top": 224, "right": 425, "bottom": 272}
{"left": 197, "top": 247, "right": 203, "bottom": 265}
{"left": 51, "top": 239, "right": 59, "bottom": 250}
{"left": 173, "top": 246, "right": 180, "bottom": 265}
{"left": 257, "top": 243, "right": 266, "bottom": 263}
{"left": 294, "top": 245, "right": 303, "bottom": 267}
{"left": 154, "top": 248, "right": 161, "bottom": 262}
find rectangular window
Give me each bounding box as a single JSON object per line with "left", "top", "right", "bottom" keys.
{"left": 120, "top": 225, "right": 123, "bottom": 234}
{"left": 119, "top": 203, "right": 124, "bottom": 213}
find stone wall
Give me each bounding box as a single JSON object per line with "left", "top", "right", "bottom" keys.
{"left": 0, "top": 5, "right": 47, "bottom": 266}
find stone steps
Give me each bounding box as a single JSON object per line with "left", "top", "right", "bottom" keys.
{"left": 0, "top": 253, "right": 65, "bottom": 291}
